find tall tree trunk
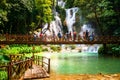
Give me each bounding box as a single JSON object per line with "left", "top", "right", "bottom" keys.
{"left": 93, "top": 7, "right": 104, "bottom": 36}
{"left": 103, "top": 44, "right": 107, "bottom": 54}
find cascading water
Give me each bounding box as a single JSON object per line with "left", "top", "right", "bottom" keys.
{"left": 79, "top": 24, "right": 95, "bottom": 37}
{"left": 58, "top": 0, "right": 99, "bottom": 53}
{"left": 65, "top": 7, "right": 78, "bottom": 37}
{"left": 40, "top": 0, "right": 65, "bottom": 37}
{"left": 42, "top": 12, "right": 63, "bottom": 37}
{"left": 41, "top": 0, "right": 100, "bottom": 53}
{"left": 79, "top": 24, "right": 100, "bottom": 53}
{"left": 58, "top": 0, "right": 66, "bottom": 8}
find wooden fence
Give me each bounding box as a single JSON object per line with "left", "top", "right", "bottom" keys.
{"left": 34, "top": 56, "right": 50, "bottom": 74}
{"left": 0, "top": 55, "right": 33, "bottom": 80}
{"left": 0, "top": 55, "right": 50, "bottom": 80}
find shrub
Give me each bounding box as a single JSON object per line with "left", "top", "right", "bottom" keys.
{"left": 0, "top": 71, "right": 7, "bottom": 80}
{"left": 57, "top": 46, "right": 62, "bottom": 52}
{"left": 50, "top": 46, "right": 57, "bottom": 51}
{"left": 98, "top": 45, "right": 104, "bottom": 55}
{"left": 0, "top": 44, "right": 43, "bottom": 55}
{"left": 42, "top": 48, "right": 48, "bottom": 52}
{"left": 70, "top": 45, "right": 76, "bottom": 50}
{"left": 98, "top": 44, "right": 120, "bottom": 56}
{"left": 50, "top": 45, "right": 62, "bottom": 52}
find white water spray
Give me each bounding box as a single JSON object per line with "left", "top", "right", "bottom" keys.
{"left": 58, "top": 0, "right": 66, "bottom": 8}
{"left": 79, "top": 24, "right": 95, "bottom": 37}
{"left": 79, "top": 24, "right": 100, "bottom": 53}
{"left": 65, "top": 7, "right": 78, "bottom": 36}
{"left": 42, "top": 11, "right": 63, "bottom": 37}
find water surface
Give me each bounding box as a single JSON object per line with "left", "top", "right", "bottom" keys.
{"left": 50, "top": 52, "right": 120, "bottom": 74}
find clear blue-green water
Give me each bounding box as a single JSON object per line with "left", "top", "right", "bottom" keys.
{"left": 50, "top": 52, "right": 120, "bottom": 74}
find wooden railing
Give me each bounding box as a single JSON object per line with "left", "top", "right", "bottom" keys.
{"left": 0, "top": 34, "right": 120, "bottom": 44}
{"left": 0, "top": 55, "right": 51, "bottom": 80}
{"left": 34, "top": 56, "right": 50, "bottom": 74}
{"left": 0, "top": 55, "right": 33, "bottom": 80}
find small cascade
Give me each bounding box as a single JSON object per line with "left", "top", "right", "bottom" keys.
{"left": 79, "top": 24, "right": 100, "bottom": 53}
{"left": 58, "top": 0, "right": 66, "bottom": 8}
{"left": 79, "top": 24, "right": 95, "bottom": 37}
{"left": 79, "top": 44, "right": 100, "bottom": 53}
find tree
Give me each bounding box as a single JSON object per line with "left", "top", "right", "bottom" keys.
{"left": 35, "top": 0, "right": 53, "bottom": 31}
{"left": 65, "top": 0, "right": 74, "bottom": 8}
{"left": 6, "top": 0, "right": 34, "bottom": 34}
{"left": 73, "top": 0, "right": 119, "bottom": 35}
{"left": 0, "top": 0, "right": 9, "bottom": 33}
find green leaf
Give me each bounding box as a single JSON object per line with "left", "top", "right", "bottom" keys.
{"left": 0, "top": 55, "right": 10, "bottom": 62}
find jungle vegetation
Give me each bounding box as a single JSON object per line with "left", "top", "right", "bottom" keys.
{"left": 0, "top": 0, "right": 120, "bottom": 35}
{"left": 0, "top": 0, "right": 120, "bottom": 55}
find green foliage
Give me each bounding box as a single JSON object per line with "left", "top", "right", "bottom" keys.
{"left": 0, "top": 0, "right": 120, "bottom": 35}
{"left": 73, "top": 0, "right": 120, "bottom": 35}
{"left": 114, "top": 27, "right": 120, "bottom": 36}
{"left": 98, "top": 44, "right": 120, "bottom": 56}
{"left": 42, "top": 48, "right": 48, "bottom": 52}
{"left": 6, "top": 0, "right": 33, "bottom": 34}
{"left": 50, "top": 45, "right": 57, "bottom": 51}
{"left": 0, "top": 44, "right": 42, "bottom": 55}
{"left": 0, "top": 0, "right": 35, "bottom": 34}
{"left": 0, "top": 71, "right": 7, "bottom": 80}
{"left": 50, "top": 45, "right": 61, "bottom": 52}
{"left": 0, "top": 54, "right": 10, "bottom": 62}
{"left": 29, "top": 22, "right": 36, "bottom": 31}
{"left": 70, "top": 45, "right": 76, "bottom": 50}
{"left": 35, "top": 0, "right": 53, "bottom": 27}
{"left": 98, "top": 45, "right": 104, "bottom": 55}
{"left": 65, "top": 0, "right": 74, "bottom": 8}
{"left": 0, "top": 0, "right": 9, "bottom": 31}
{"left": 57, "top": 46, "right": 62, "bottom": 52}
{"left": 22, "top": 0, "right": 34, "bottom": 12}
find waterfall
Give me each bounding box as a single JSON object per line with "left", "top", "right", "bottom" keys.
{"left": 40, "top": 0, "right": 100, "bottom": 53}
{"left": 58, "top": 0, "right": 66, "bottom": 8}
{"left": 79, "top": 24, "right": 101, "bottom": 53}
{"left": 42, "top": 13, "right": 63, "bottom": 37}
{"left": 79, "top": 24, "right": 95, "bottom": 38}
{"left": 65, "top": 7, "right": 78, "bottom": 37}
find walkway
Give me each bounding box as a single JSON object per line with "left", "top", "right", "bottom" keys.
{"left": 22, "top": 64, "right": 49, "bottom": 80}
{"left": 0, "top": 34, "right": 120, "bottom": 44}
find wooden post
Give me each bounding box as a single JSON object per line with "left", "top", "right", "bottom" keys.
{"left": 7, "top": 62, "right": 12, "bottom": 80}
{"left": 48, "top": 59, "right": 50, "bottom": 74}
{"left": 42, "top": 57, "right": 43, "bottom": 67}
{"left": 103, "top": 43, "right": 107, "bottom": 54}
{"left": 32, "top": 46, "right": 35, "bottom": 59}
{"left": 38, "top": 56, "right": 39, "bottom": 65}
